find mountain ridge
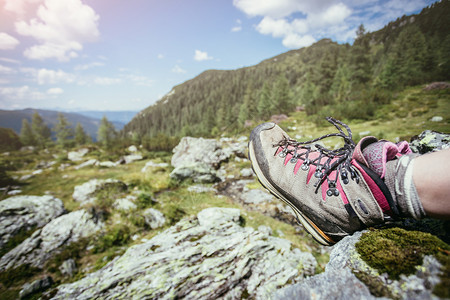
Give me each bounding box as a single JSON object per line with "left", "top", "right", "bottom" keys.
{"left": 123, "top": 0, "right": 449, "bottom": 140}
{"left": 0, "top": 108, "right": 126, "bottom": 140}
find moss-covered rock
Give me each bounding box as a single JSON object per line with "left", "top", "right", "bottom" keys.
{"left": 356, "top": 227, "right": 450, "bottom": 298}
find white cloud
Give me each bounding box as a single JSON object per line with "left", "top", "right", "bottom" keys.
{"left": 172, "top": 65, "right": 187, "bottom": 74}
{"left": 194, "top": 50, "right": 213, "bottom": 61}
{"left": 0, "top": 85, "right": 45, "bottom": 101}
{"left": 282, "top": 34, "right": 316, "bottom": 49}
{"left": 4, "top": 0, "right": 43, "bottom": 17}
{"left": 126, "top": 75, "right": 153, "bottom": 87}
{"left": 157, "top": 54, "right": 165, "bottom": 59}
{"left": 256, "top": 17, "right": 292, "bottom": 38}
{"left": 74, "top": 62, "right": 104, "bottom": 71}
{"left": 234, "top": 0, "right": 426, "bottom": 49}
{"left": 37, "top": 68, "right": 74, "bottom": 85}
{"left": 0, "top": 64, "right": 16, "bottom": 74}
{"left": 0, "top": 57, "right": 21, "bottom": 64}
{"left": 14, "top": 0, "right": 100, "bottom": 61}
{"left": 231, "top": 26, "right": 242, "bottom": 32}
{"left": 0, "top": 33, "right": 20, "bottom": 50}
{"left": 47, "top": 87, "right": 63, "bottom": 94}
{"left": 94, "top": 77, "right": 121, "bottom": 85}
{"left": 233, "top": 0, "right": 303, "bottom": 18}
{"left": 231, "top": 19, "right": 242, "bottom": 32}
{"left": 237, "top": 1, "right": 352, "bottom": 49}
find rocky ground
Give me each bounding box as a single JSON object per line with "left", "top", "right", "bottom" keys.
{"left": 0, "top": 129, "right": 449, "bottom": 299}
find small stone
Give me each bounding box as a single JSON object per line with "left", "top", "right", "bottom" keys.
{"left": 114, "top": 195, "right": 137, "bottom": 212}
{"left": 128, "top": 145, "right": 138, "bottom": 152}
{"left": 240, "top": 168, "right": 254, "bottom": 177}
{"left": 59, "top": 259, "right": 77, "bottom": 277}
{"left": 143, "top": 208, "right": 166, "bottom": 229}
{"left": 430, "top": 116, "right": 443, "bottom": 122}
{"left": 74, "top": 159, "right": 98, "bottom": 170}
{"left": 68, "top": 148, "right": 89, "bottom": 162}
{"left": 19, "top": 276, "right": 53, "bottom": 299}
{"left": 258, "top": 225, "right": 273, "bottom": 236}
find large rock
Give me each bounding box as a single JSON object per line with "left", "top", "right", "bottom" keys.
{"left": 274, "top": 230, "right": 446, "bottom": 300}
{"left": 410, "top": 130, "right": 450, "bottom": 153}
{"left": 72, "top": 179, "right": 127, "bottom": 205}
{"left": 52, "top": 207, "right": 316, "bottom": 299}
{"left": 216, "top": 180, "right": 297, "bottom": 225}
{"left": 170, "top": 162, "right": 220, "bottom": 183}
{"left": 68, "top": 148, "right": 89, "bottom": 162}
{"left": 171, "top": 137, "right": 230, "bottom": 169}
{"left": 0, "top": 195, "right": 65, "bottom": 248}
{"left": 0, "top": 209, "right": 104, "bottom": 270}
{"left": 220, "top": 136, "right": 248, "bottom": 158}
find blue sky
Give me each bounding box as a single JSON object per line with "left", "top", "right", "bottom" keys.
{"left": 0, "top": 0, "right": 438, "bottom": 112}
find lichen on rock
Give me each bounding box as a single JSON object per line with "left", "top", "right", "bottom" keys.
{"left": 51, "top": 207, "right": 316, "bottom": 299}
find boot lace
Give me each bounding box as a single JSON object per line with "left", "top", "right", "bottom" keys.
{"left": 273, "top": 117, "right": 359, "bottom": 196}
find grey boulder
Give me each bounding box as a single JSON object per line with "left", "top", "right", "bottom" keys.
{"left": 171, "top": 137, "right": 230, "bottom": 169}
{"left": 274, "top": 231, "right": 445, "bottom": 300}
{"left": 72, "top": 178, "right": 127, "bottom": 205}
{"left": 410, "top": 130, "right": 450, "bottom": 153}
{"left": 0, "top": 209, "right": 104, "bottom": 271}
{"left": 51, "top": 207, "right": 316, "bottom": 300}
{"left": 0, "top": 195, "right": 65, "bottom": 249}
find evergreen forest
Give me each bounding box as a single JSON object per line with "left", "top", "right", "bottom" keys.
{"left": 123, "top": 0, "right": 450, "bottom": 140}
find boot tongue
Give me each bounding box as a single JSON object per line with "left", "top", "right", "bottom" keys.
{"left": 352, "top": 136, "right": 378, "bottom": 168}
{"left": 358, "top": 139, "right": 413, "bottom": 179}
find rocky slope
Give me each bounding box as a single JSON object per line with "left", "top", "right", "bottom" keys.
{"left": 0, "top": 129, "right": 449, "bottom": 299}
{"left": 51, "top": 207, "right": 316, "bottom": 299}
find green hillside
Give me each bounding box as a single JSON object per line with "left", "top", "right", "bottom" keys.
{"left": 123, "top": 0, "right": 450, "bottom": 140}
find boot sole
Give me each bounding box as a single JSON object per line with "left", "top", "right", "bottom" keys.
{"left": 248, "top": 140, "right": 335, "bottom": 246}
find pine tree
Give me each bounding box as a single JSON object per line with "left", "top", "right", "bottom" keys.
{"left": 271, "top": 74, "right": 292, "bottom": 114}
{"left": 31, "top": 112, "right": 51, "bottom": 148}
{"left": 238, "top": 86, "right": 257, "bottom": 125}
{"left": 330, "top": 64, "right": 351, "bottom": 102}
{"left": 20, "top": 119, "right": 35, "bottom": 146}
{"left": 257, "top": 82, "right": 272, "bottom": 120}
{"left": 97, "top": 116, "right": 116, "bottom": 148}
{"left": 54, "top": 113, "right": 73, "bottom": 148}
{"left": 75, "top": 122, "right": 88, "bottom": 145}
{"left": 351, "top": 24, "right": 371, "bottom": 86}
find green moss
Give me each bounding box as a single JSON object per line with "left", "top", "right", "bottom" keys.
{"left": 93, "top": 224, "right": 131, "bottom": 254}
{"left": 46, "top": 237, "right": 90, "bottom": 274}
{"left": 94, "top": 183, "right": 128, "bottom": 210}
{"left": 0, "top": 264, "right": 40, "bottom": 288}
{"left": 355, "top": 227, "right": 450, "bottom": 297}
{"left": 165, "top": 204, "right": 186, "bottom": 225}
{"left": 353, "top": 270, "right": 397, "bottom": 299}
{"left": 136, "top": 192, "right": 157, "bottom": 209}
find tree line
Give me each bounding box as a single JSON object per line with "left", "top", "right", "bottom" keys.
{"left": 123, "top": 0, "right": 449, "bottom": 139}
{"left": 19, "top": 112, "right": 117, "bottom": 149}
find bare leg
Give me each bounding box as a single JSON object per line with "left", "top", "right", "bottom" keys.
{"left": 413, "top": 149, "right": 450, "bottom": 219}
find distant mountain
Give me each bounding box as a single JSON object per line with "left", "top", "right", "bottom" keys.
{"left": 74, "top": 111, "right": 138, "bottom": 124}
{"left": 123, "top": 0, "right": 450, "bottom": 139}
{"left": 0, "top": 108, "right": 125, "bottom": 141}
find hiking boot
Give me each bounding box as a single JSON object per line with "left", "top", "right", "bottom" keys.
{"left": 248, "top": 117, "right": 401, "bottom": 245}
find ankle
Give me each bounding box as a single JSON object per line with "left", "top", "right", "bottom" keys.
{"left": 384, "top": 154, "right": 425, "bottom": 220}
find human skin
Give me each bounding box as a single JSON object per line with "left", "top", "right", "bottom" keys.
{"left": 413, "top": 149, "right": 450, "bottom": 219}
